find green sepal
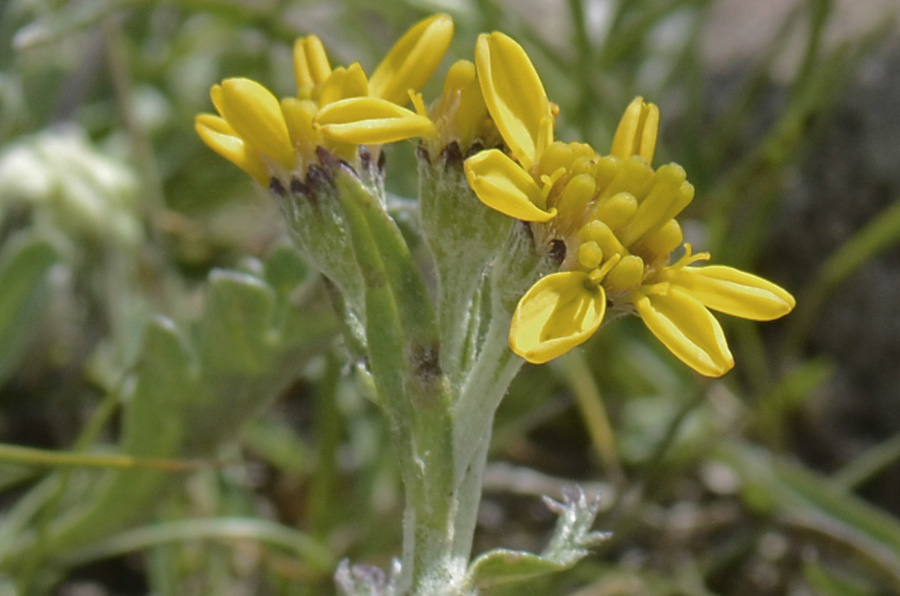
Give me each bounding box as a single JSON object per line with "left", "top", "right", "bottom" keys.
{"left": 490, "top": 220, "right": 556, "bottom": 317}
{"left": 274, "top": 167, "right": 366, "bottom": 322}
{"left": 464, "top": 487, "right": 608, "bottom": 591}
{"left": 418, "top": 146, "right": 512, "bottom": 384}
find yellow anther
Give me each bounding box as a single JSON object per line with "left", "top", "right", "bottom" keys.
{"left": 578, "top": 241, "right": 603, "bottom": 270}
{"left": 593, "top": 155, "right": 621, "bottom": 188}
{"left": 570, "top": 155, "right": 594, "bottom": 178}
{"left": 555, "top": 173, "right": 597, "bottom": 215}
{"left": 579, "top": 219, "right": 626, "bottom": 258}
{"left": 618, "top": 164, "right": 692, "bottom": 247}
{"left": 591, "top": 191, "right": 637, "bottom": 231}
{"left": 636, "top": 219, "right": 683, "bottom": 263}
{"left": 537, "top": 142, "right": 574, "bottom": 178}
{"left": 539, "top": 167, "right": 567, "bottom": 207}
{"left": 604, "top": 254, "right": 645, "bottom": 294}
{"left": 589, "top": 253, "right": 621, "bottom": 283}
{"left": 598, "top": 156, "right": 651, "bottom": 204}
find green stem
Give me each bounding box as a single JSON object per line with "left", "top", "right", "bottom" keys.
{"left": 333, "top": 167, "right": 459, "bottom": 594}
{"left": 418, "top": 154, "right": 512, "bottom": 386}
{"left": 0, "top": 443, "right": 210, "bottom": 471}
{"left": 450, "top": 431, "right": 491, "bottom": 564}
{"left": 60, "top": 517, "right": 335, "bottom": 573}
{"left": 453, "top": 316, "right": 523, "bottom": 483}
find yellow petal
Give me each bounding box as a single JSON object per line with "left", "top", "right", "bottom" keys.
{"left": 671, "top": 265, "right": 796, "bottom": 320}
{"left": 210, "top": 84, "right": 227, "bottom": 118}
{"left": 610, "top": 96, "right": 659, "bottom": 164}
{"left": 464, "top": 149, "right": 556, "bottom": 222}
{"left": 318, "top": 63, "right": 369, "bottom": 107}
{"left": 215, "top": 78, "right": 294, "bottom": 168}
{"left": 369, "top": 13, "right": 454, "bottom": 106}
{"left": 510, "top": 272, "right": 606, "bottom": 364}
{"left": 195, "top": 112, "right": 235, "bottom": 136}
{"left": 316, "top": 97, "right": 433, "bottom": 143}
{"left": 293, "top": 35, "right": 332, "bottom": 92}
{"left": 476, "top": 32, "right": 553, "bottom": 170}
{"left": 281, "top": 97, "right": 319, "bottom": 149}
{"left": 195, "top": 114, "right": 268, "bottom": 183}
{"left": 634, "top": 288, "right": 734, "bottom": 377}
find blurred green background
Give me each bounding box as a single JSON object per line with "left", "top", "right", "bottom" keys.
{"left": 2, "top": 0, "right": 900, "bottom": 594}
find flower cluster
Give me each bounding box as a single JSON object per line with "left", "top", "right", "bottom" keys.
{"left": 195, "top": 16, "right": 795, "bottom": 378}
{"left": 463, "top": 32, "right": 795, "bottom": 376}
{"left": 195, "top": 14, "right": 452, "bottom": 184}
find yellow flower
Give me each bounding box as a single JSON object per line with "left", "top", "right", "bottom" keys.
{"left": 424, "top": 59, "right": 494, "bottom": 154}
{"left": 195, "top": 14, "right": 452, "bottom": 183}
{"left": 460, "top": 32, "right": 796, "bottom": 376}
{"left": 195, "top": 79, "right": 292, "bottom": 184}
{"left": 630, "top": 246, "right": 795, "bottom": 376}
{"left": 320, "top": 38, "right": 499, "bottom": 156}
{"left": 313, "top": 13, "right": 452, "bottom": 145}
{"left": 463, "top": 32, "right": 558, "bottom": 221}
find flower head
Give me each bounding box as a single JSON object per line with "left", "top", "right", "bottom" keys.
{"left": 320, "top": 36, "right": 502, "bottom": 158}
{"left": 195, "top": 14, "right": 453, "bottom": 183}
{"left": 422, "top": 59, "right": 496, "bottom": 155}
{"left": 462, "top": 32, "right": 795, "bottom": 376}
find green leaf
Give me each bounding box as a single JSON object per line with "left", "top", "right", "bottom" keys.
{"left": 333, "top": 163, "right": 446, "bottom": 411}
{"left": 120, "top": 317, "right": 199, "bottom": 459}
{"left": 755, "top": 357, "right": 833, "bottom": 447}
{"left": 0, "top": 318, "right": 198, "bottom": 567}
{"left": 717, "top": 443, "right": 900, "bottom": 592}
{"left": 790, "top": 199, "right": 900, "bottom": 349}
{"left": 334, "top": 163, "right": 457, "bottom": 589}
{"left": 263, "top": 241, "right": 310, "bottom": 298}
{"left": 465, "top": 487, "right": 608, "bottom": 591}
{"left": 196, "top": 270, "right": 277, "bottom": 376}
{"left": 803, "top": 560, "right": 879, "bottom": 596}
{"left": 0, "top": 234, "right": 60, "bottom": 384}
{"left": 0, "top": 263, "right": 335, "bottom": 575}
